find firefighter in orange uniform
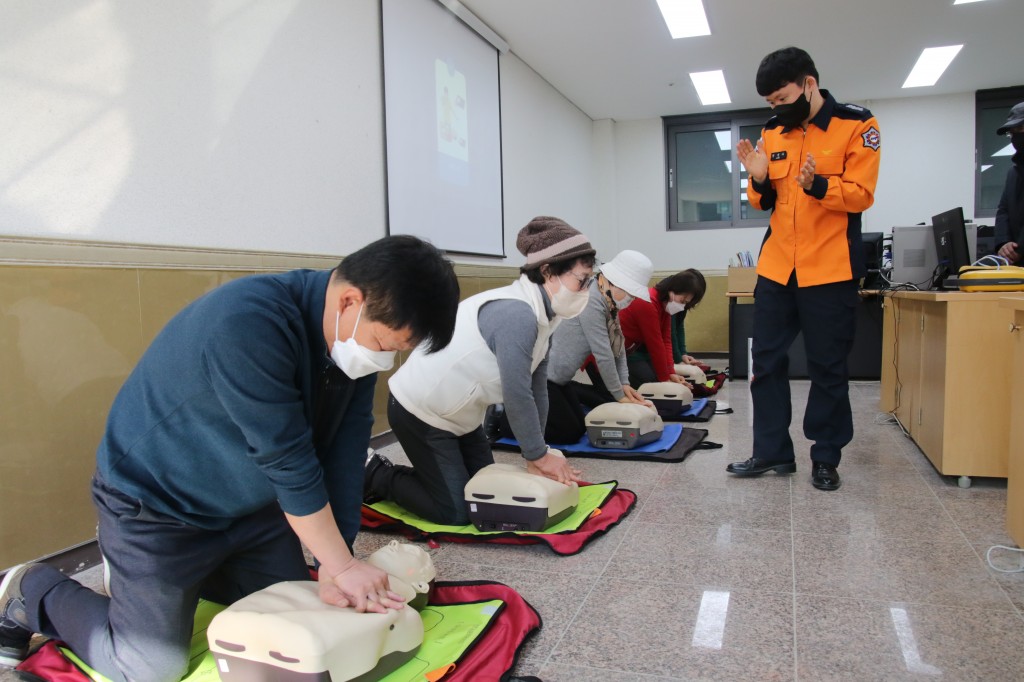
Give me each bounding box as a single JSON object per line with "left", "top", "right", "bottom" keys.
{"left": 729, "top": 47, "right": 881, "bottom": 491}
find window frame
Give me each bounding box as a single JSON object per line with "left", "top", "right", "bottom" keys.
{"left": 975, "top": 86, "right": 1024, "bottom": 219}
{"left": 664, "top": 107, "right": 771, "bottom": 231}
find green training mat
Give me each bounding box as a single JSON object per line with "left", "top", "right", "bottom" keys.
{"left": 59, "top": 598, "right": 503, "bottom": 682}
{"left": 367, "top": 481, "right": 616, "bottom": 535}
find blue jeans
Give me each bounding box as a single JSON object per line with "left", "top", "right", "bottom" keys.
{"left": 22, "top": 474, "right": 309, "bottom": 682}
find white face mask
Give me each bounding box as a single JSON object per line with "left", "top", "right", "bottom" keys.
{"left": 665, "top": 301, "right": 687, "bottom": 315}
{"left": 330, "top": 304, "right": 397, "bottom": 379}
{"left": 602, "top": 284, "right": 633, "bottom": 311}
{"left": 550, "top": 274, "right": 590, "bottom": 319}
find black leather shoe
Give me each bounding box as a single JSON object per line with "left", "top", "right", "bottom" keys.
{"left": 726, "top": 458, "right": 796, "bottom": 477}
{"left": 483, "top": 403, "right": 506, "bottom": 444}
{"left": 811, "top": 463, "right": 841, "bottom": 491}
{"left": 363, "top": 450, "right": 393, "bottom": 503}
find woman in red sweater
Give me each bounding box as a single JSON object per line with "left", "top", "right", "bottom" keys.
{"left": 618, "top": 269, "right": 706, "bottom": 387}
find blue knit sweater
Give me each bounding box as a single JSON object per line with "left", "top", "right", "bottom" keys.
{"left": 96, "top": 269, "right": 375, "bottom": 543}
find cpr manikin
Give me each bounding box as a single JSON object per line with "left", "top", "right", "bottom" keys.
{"left": 638, "top": 381, "right": 693, "bottom": 417}
{"left": 464, "top": 462, "right": 579, "bottom": 532}
{"left": 584, "top": 402, "right": 664, "bottom": 449}
{"left": 365, "top": 541, "right": 436, "bottom": 610}
{"left": 207, "top": 542, "right": 437, "bottom": 681}
{"left": 673, "top": 363, "right": 706, "bottom": 384}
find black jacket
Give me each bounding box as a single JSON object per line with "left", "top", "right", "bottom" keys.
{"left": 995, "top": 152, "right": 1024, "bottom": 264}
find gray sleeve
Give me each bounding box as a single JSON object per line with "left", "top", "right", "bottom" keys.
{"left": 479, "top": 300, "right": 549, "bottom": 460}
{"left": 615, "top": 346, "right": 629, "bottom": 388}
{"left": 578, "top": 293, "right": 626, "bottom": 400}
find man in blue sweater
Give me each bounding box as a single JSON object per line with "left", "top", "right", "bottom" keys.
{"left": 0, "top": 235, "right": 459, "bottom": 681}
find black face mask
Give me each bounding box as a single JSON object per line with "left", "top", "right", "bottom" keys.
{"left": 774, "top": 86, "right": 811, "bottom": 128}
{"left": 1012, "top": 132, "right": 1024, "bottom": 154}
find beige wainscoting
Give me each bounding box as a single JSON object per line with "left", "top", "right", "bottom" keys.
{"left": 0, "top": 237, "right": 727, "bottom": 566}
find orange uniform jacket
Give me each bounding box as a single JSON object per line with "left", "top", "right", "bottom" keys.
{"left": 747, "top": 90, "right": 881, "bottom": 287}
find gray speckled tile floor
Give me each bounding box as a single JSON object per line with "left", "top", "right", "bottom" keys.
{"left": 4, "top": 376, "right": 1024, "bottom": 681}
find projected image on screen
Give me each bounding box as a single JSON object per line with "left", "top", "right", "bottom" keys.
{"left": 435, "top": 59, "right": 469, "bottom": 186}
{"left": 383, "top": 0, "right": 504, "bottom": 257}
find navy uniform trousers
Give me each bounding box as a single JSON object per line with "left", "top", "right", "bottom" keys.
{"left": 751, "top": 274, "right": 859, "bottom": 467}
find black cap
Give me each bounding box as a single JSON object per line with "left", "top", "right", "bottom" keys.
{"left": 996, "top": 102, "right": 1024, "bottom": 136}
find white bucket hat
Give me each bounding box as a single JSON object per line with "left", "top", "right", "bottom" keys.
{"left": 599, "top": 250, "right": 653, "bottom": 301}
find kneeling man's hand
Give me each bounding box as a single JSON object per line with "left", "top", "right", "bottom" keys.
{"left": 319, "top": 558, "right": 405, "bottom": 614}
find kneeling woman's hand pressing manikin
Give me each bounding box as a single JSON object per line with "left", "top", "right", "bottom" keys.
{"left": 526, "top": 448, "right": 582, "bottom": 486}
{"left": 668, "top": 373, "right": 693, "bottom": 389}
{"left": 621, "top": 385, "right": 656, "bottom": 411}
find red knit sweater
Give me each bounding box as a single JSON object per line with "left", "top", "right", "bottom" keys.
{"left": 617, "top": 286, "right": 673, "bottom": 381}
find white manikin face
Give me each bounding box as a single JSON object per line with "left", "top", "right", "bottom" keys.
{"left": 366, "top": 541, "right": 436, "bottom": 593}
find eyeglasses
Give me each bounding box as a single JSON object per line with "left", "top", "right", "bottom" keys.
{"left": 564, "top": 271, "right": 594, "bottom": 292}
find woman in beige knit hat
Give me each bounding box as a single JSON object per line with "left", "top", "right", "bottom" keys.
{"left": 366, "top": 217, "right": 597, "bottom": 526}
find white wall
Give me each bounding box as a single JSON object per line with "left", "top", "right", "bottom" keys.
{"left": 0, "top": 0, "right": 601, "bottom": 269}
{"left": 0, "top": 0, "right": 387, "bottom": 255}
{"left": 609, "top": 91, "right": 987, "bottom": 271}
{"left": 0, "top": 1, "right": 987, "bottom": 271}
{"left": 455, "top": 52, "right": 599, "bottom": 267}
{"left": 867, "top": 92, "right": 988, "bottom": 230}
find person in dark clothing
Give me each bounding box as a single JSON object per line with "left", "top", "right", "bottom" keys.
{"left": 0, "top": 236, "right": 459, "bottom": 681}
{"left": 995, "top": 102, "right": 1024, "bottom": 265}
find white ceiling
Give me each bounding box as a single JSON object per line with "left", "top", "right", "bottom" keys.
{"left": 458, "top": 0, "right": 1024, "bottom": 121}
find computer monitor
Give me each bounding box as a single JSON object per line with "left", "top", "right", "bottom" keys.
{"left": 931, "top": 207, "right": 972, "bottom": 289}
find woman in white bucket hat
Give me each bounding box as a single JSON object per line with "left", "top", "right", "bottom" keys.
{"left": 543, "top": 250, "right": 658, "bottom": 444}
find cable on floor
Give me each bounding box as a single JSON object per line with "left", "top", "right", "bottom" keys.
{"left": 985, "top": 545, "right": 1024, "bottom": 573}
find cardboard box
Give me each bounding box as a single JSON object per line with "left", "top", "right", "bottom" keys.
{"left": 727, "top": 266, "right": 758, "bottom": 293}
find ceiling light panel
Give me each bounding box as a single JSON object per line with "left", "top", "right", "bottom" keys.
{"left": 657, "top": 0, "right": 711, "bottom": 39}
{"left": 690, "top": 70, "right": 731, "bottom": 105}
{"left": 902, "top": 45, "right": 963, "bottom": 88}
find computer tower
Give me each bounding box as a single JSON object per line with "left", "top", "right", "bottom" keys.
{"left": 891, "top": 223, "right": 977, "bottom": 287}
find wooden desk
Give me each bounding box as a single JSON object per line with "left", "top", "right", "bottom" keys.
{"left": 880, "top": 291, "right": 1016, "bottom": 486}
{"left": 1001, "top": 297, "right": 1024, "bottom": 545}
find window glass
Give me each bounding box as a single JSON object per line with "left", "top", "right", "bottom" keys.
{"left": 738, "top": 123, "right": 772, "bottom": 222}
{"left": 673, "top": 128, "right": 732, "bottom": 223}
{"left": 664, "top": 109, "right": 771, "bottom": 230}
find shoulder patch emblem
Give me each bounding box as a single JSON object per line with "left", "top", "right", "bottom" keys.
{"left": 862, "top": 126, "right": 881, "bottom": 151}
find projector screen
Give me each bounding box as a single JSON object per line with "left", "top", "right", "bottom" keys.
{"left": 382, "top": 0, "right": 504, "bottom": 257}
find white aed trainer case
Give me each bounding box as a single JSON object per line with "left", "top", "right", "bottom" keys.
{"left": 584, "top": 402, "right": 664, "bottom": 449}
{"left": 464, "top": 463, "right": 579, "bottom": 532}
